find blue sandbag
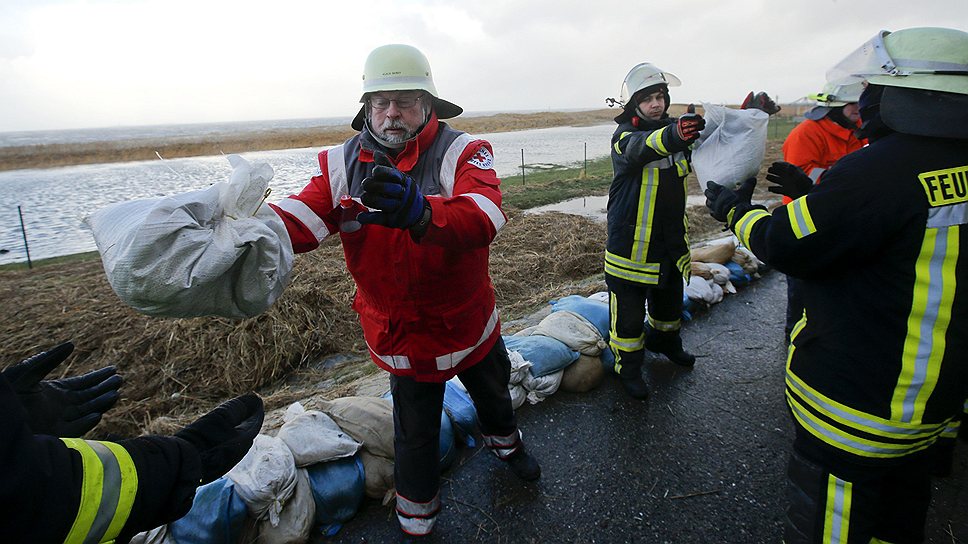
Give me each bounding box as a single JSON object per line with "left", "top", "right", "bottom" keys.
{"left": 503, "top": 335, "right": 580, "bottom": 378}
{"left": 725, "top": 261, "right": 753, "bottom": 285}
{"left": 306, "top": 454, "right": 366, "bottom": 537}
{"left": 443, "top": 379, "right": 478, "bottom": 448}
{"left": 549, "top": 295, "right": 610, "bottom": 339}
{"left": 439, "top": 409, "right": 457, "bottom": 471}
{"left": 168, "top": 477, "right": 247, "bottom": 544}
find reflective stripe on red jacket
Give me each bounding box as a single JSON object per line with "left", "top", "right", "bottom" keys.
{"left": 780, "top": 116, "right": 866, "bottom": 205}
{"left": 270, "top": 114, "right": 507, "bottom": 382}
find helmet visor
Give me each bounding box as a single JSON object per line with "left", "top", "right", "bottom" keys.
{"left": 826, "top": 31, "right": 897, "bottom": 85}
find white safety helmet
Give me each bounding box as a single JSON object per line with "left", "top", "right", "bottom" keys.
{"left": 827, "top": 27, "right": 968, "bottom": 138}
{"left": 351, "top": 44, "right": 463, "bottom": 131}
{"left": 826, "top": 27, "right": 968, "bottom": 95}
{"left": 808, "top": 81, "right": 865, "bottom": 107}
{"left": 618, "top": 62, "right": 682, "bottom": 107}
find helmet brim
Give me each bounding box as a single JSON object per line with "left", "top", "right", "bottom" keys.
{"left": 351, "top": 96, "right": 463, "bottom": 131}
{"left": 804, "top": 106, "right": 831, "bottom": 121}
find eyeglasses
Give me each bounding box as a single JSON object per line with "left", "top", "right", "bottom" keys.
{"left": 368, "top": 95, "right": 424, "bottom": 111}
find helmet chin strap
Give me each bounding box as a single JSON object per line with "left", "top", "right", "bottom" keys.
{"left": 364, "top": 103, "right": 431, "bottom": 150}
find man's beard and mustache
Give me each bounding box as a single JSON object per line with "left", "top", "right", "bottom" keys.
{"left": 376, "top": 118, "right": 419, "bottom": 144}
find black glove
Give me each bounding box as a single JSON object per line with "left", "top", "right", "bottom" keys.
{"left": 704, "top": 178, "right": 758, "bottom": 227}
{"left": 672, "top": 113, "right": 706, "bottom": 146}
{"left": 2, "top": 341, "right": 122, "bottom": 436}
{"left": 766, "top": 161, "right": 813, "bottom": 199}
{"left": 358, "top": 152, "right": 429, "bottom": 230}
{"left": 175, "top": 393, "right": 264, "bottom": 483}
{"left": 741, "top": 91, "right": 781, "bottom": 115}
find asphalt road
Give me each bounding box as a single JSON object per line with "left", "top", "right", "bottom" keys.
{"left": 316, "top": 270, "right": 968, "bottom": 544}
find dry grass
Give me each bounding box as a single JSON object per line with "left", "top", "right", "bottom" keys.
{"left": 0, "top": 211, "right": 607, "bottom": 437}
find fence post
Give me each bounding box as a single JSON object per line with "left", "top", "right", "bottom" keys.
{"left": 18, "top": 205, "right": 32, "bottom": 269}
{"left": 520, "top": 149, "right": 526, "bottom": 187}
{"left": 582, "top": 142, "right": 588, "bottom": 179}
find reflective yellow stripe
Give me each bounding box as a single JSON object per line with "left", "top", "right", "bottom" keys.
{"left": 787, "top": 197, "right": 817, "bottom": 239}
{"left": 62, "top": 438, "right": 102, "bottom": 544}
{"left": 632, "top": 168, "right": 660, "bottom": 263}
{"left": 61, "top": 439, "right": 138, "bottom": 544}
{"left": 614, "top": 132, "right": 632, "bottom": 155}
{"left": 645, "top": 126, "right": 670, "bottom": 156}
{"left": 893, "top": 227, "right": 958, "bottom": 422}
{"left": 734, "top": 209, "right": 771, "bottom": 248}
{"left": 605, "top": 251, "right": 661, "bottom": 285}
{"left": 823, "top": 474, "right": 851, "bottom": 544}
{"left": 648, "top": 316, "right": 681, "bottom": 331}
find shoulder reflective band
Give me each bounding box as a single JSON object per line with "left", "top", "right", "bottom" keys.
{"left": 60, "top": 439, "right": 138, "bottom": 544}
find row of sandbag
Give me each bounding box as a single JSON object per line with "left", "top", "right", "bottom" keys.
{"left": 500, "top": 239, "right": 764, "bottom": 405}
{"left": 131, "top": 388, "right": 481, "bottom": 544}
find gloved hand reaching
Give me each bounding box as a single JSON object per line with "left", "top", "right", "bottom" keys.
{"left": 766, "top": 161, "right": 814, "bottom": 199}
{"left": 704, "top": 178, "right": 759, "bottom": 227}
{"left": 358, "top": 152, "right": 429, "bottom": 230}
{"left": 175, "top": 393, "right": 264, "bottom": 484}
{"left": 2, "top": 341, "right": 122, "bottom": 437}
{"left": 741, "top": 91, "right": 781, "bottom": 115}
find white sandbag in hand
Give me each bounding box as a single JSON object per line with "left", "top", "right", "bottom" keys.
{"left": 691, "top": 103, "right": 768, "bottom": 191}
{"left": 84, "top": 154, "right": 294, "bottom": 319}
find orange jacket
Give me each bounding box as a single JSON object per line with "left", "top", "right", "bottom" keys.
{"left": 780, "top": 116, "right": 866, "bottom": 204}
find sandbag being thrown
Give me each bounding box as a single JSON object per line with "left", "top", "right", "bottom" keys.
{"left": 84, "top": 154, "right": 293, "bottom": 319}
{"left": 691, "top": 103, "right": 769, "bottom": 191}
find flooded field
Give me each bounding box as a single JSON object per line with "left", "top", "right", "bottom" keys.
{"left": 0, "top": 123, "right": 614, "bottom": 265}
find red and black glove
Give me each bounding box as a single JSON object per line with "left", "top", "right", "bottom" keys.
{"left": 675, "top": 113, "right": 706, "bottom": 144}
{"left": 741, "top": 91, "right": 781, "bottom": 115}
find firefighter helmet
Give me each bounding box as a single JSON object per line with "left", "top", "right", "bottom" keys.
{"left": 351, "top": 44, "right": 462, "bottom": 130}
{"left": 618, "top": 62, "right": 681, "bottom": 107}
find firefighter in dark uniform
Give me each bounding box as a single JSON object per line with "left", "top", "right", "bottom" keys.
{"left": 705, "top": 27, "right": 968, "bottom": 544}
{"left": 0, "top": 341, "right": 264, "bottom": 543}
{"left": 604, "top": 62, "right": 705, "bottom": 399}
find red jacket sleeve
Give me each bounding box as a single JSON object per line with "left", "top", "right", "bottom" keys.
{"left": 269, "top": 149, "right": 341, "bottom": 254}
{"left": 421, "top": 141, "right": 507, "bottom": 249}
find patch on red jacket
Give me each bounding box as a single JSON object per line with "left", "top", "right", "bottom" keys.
{"left": 468, "top": 147, "right": 494, "bottom": 170}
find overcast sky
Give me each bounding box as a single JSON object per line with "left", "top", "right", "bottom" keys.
{"left": 1, "top": 0, "right": 966, "bottom": 132}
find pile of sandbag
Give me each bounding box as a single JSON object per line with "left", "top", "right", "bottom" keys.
{"left": 129, "top": 391, "right": 478, "bottom": 544}
{"left": 684, "top": 238, "right": 762, "bottom": 317}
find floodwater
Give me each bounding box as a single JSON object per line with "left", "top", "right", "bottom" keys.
{"left": 525, "top": 194, "right": 710, "bottom": 223}
{"left": 0, "top": 123, "right": 615, "bottom": 265}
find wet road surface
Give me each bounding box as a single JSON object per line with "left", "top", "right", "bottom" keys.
{"left": 316, "top": 270, "right": 968, "bottom": 544}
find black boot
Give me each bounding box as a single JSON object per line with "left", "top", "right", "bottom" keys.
{"left": 615, "top": 350, "right": 648, "bottom": 399}
{"left": 505, "top": 446, "right": 541, "bottom": 481}
{"left": 645, "top": 326, "right": 695, "bottom": 367}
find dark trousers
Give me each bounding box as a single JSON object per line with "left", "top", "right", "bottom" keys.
{"left": 391, "top": 337, "right": 518, "bottom": 502}
{"left": 606, "top": 274, "right": 684, "bottom": 375}
{"left": 784, "top": 437, "right": 933, "bottom": 544}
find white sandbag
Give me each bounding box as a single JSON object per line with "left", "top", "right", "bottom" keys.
{"left": 522, "top": 369, "right": 564, "bottom": 404}
{"left": 277, "top": 402, "right": 361, "bottom": 467}
{"left": 84, "top": 154, "right": 293, "bottom": 319}
{"left": 359, "top": 450, "right": 395, "bottom": 501}
{"left": 226, "top": 434, "right": 297, "bottom": 527}
{"left": 256, "top": 468, "right": 315, "bottom": 544}
{"left": 691, "top": 104, "right": 769, "bottom": 191}
{"left": 684, "top": 276, "right": 717, "bottom": 305}
{"left": 705, "top": 262, "right": 732, "bottom": 286}
{"left": 530, "top": 310, "right": 608, "bottom": 356}
{"left": 732, "top": 245, "right": 762, "bottom": 275}
{"left": 507, "top": 350, "right": 532, "bottom": 385}
{"left": 316, "top": 397, "right": 395, "bottom": 459}
{"left": 509, "top": 384, "right": 528, "bottom": 410}
{"left": 560, "top": 354, "right": 604, "bottom": 393}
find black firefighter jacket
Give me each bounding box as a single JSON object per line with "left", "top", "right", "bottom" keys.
{"left": 606, "top": 115, "right": 693, "bottom": 287}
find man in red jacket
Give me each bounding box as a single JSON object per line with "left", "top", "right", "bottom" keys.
{"left": 269, "top": 44, "right": 540, "bottom": 539}
{"left": 766, "top": 81, "right": 867, "bottom": 341}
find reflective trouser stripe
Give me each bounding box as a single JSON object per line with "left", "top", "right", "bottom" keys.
{"left": 482, "top": 429, "right": 522, "bottom": 459}
{"left": 648, "top": 316, "right": 680, "bottom": 332}
{"left": 61, "top": 439, "right": 138, "bottom": 544}
{"left": 823, "top": 474, "right": 852, "bottom": 544}
{"left": 395, "top": 492, "right": 441, "bottom": 536}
